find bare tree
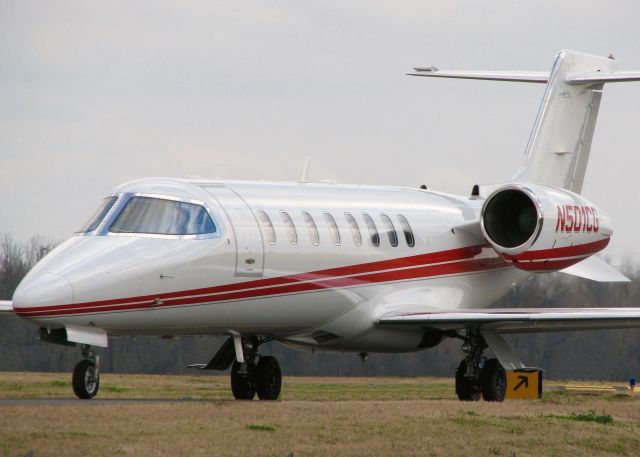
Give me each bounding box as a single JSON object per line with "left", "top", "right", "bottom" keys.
{"left": 0, "top": 234, "right": 59, "bottom": 299}
{"left": 23, "top": 235, "right": 57, "bottom": 269}
{"left": 0, "top": 235, "right": 28, "bottom": 300}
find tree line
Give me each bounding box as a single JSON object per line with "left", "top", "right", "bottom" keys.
{"left": 1, "top": 235, "right": 639, "bottom": 380}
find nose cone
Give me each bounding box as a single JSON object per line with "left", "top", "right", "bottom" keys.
{"left": 12, "top": 272, "right": 74, "bottom": 313}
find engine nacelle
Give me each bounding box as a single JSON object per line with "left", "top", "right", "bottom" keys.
{"left": 480, "top": 183, "right": 612, "bottom": 272}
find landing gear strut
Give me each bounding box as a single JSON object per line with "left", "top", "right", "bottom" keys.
{"left": 72, "top": 345, "right": 100, "bottom": 399}
{"left": 455, "top": 329, "right": 506, "bottom": 402}
{"left": 229, "top": 336, "right": 282, "bottom": 401}
{"left": 189, "top": 334, "right": 283, "bottom": 400}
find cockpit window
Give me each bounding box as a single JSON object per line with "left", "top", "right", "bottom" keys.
{"left": 109, "top": 196, "right": 215, "bottom": 235}
{"left": 79, "top": 196, "right": 118, "bottom": 233}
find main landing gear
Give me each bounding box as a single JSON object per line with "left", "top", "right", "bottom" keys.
{"left": 72, "top": 345, "right": 100, "bottom": 399}
{"left": 455, "top": 329, "right": 506, "bottom": 402}
{"left": 231, "top": 354, "right": 282, "bottom": 400}
{"left": 230, "top": 336, "right": 282, "bottom": 400}
{"left": 190, "top": 334, "right": 282, "bottom": 400}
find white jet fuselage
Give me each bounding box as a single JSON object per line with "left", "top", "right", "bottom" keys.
{"left": 12, "top": 177, "right": 531, "bottom": 353}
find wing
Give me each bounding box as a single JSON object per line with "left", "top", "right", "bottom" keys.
{"left": 0, "top": 300, "right": 13, "bottom": 315}
{"left": 379, "top": 307, "right": 640, "bottom": 333}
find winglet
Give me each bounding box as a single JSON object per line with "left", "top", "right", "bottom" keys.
{"left": 0, "top": 300, "right": 13, "bottom": 314}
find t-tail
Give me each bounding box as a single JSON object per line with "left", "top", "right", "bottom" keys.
{"left": 411, "top": 49, "right": 640, "bottom": 193}
{"left": 411, "top": 50, "right": 640, "bottom": 281}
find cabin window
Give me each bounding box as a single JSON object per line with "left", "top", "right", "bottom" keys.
{"left": 257, "top": 210, "right": 276, "bottom": 244}
{"left": 381, "top": 214, "right": 398, "bottom": 247}
{"left": 344, "top": 213, "right": 362, "bottom": 246}
{"left": 80, "top": 196, "right": 118, "bottom": 232}
{"left": 109, "top": 196, "right": 216, "bottom": 235}
{"left": 362, "top": 213, "right": 380, "bottom": 247}
{"left": 324, "top": 213, "right": 341, "bottom": 245}
{"left": 303, "top": 211, "right": 320, "bottom": 246}
{"left": 280, "top": 211, "right": 298, "bottom": 244}
{"left": 398, "top": 215, "right": 415, "bottom": 247}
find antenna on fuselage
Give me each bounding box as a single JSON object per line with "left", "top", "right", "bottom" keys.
{"left": 300, "top": 156, "right": 312, "bottom": 183}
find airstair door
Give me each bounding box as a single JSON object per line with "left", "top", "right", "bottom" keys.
{"left": 205, "top": 186, "right": 264, "bottom": 277}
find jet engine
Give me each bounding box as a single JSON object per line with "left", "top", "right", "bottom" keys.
{"left": 480, "top": 184, "right": 612, "bottom": 271}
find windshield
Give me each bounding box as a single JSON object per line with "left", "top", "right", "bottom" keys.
{"left": 109, "top": 196, "right": 216, "bottom": 235}
{"left": 79, "top": 196, "right": 118, "bottom": 233}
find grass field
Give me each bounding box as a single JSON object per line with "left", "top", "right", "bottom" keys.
{"left": 1, "top": 372, "right": 639, "bottom": 457}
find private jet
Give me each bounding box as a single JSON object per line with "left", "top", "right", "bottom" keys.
{"left": 2, "top": 50, "right": 640, "bottom": 401}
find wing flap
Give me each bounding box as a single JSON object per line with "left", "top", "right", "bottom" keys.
{"left": 379, "top": 307, "right": 640, "bottom": 333}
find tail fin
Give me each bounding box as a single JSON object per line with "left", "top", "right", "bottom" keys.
{"left": 514, "top": 51, "right": 614, "bottom": 193}
{"left": 411, "top": 50, "right": 640, "bottom": 193}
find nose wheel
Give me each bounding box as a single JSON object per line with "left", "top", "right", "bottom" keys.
{"left": 72, "top": 345, "right": 100, "bottom": 399}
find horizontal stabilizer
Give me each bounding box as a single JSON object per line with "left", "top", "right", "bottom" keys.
{"left": 567, "top": 70, "right": 640, "bottom": 84}
{"left": 409, "top": 68, "right": 549, "bottom": 83}
{"left": 379, "top": 307, "right": 640, "bottom": 333}
{"left": 410, "top": 67, "right": 640, "bottom": 86}
{"left": 561, "top": 256, "right": 629, "bottom": 282}
{"left": 0, "top": 300, "right": 13, "bottom": 314}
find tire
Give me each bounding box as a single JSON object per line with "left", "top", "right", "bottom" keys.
{"left": 481, "top": 359, "right": 506, "bottom": 402}
{"left": 231, "top": 361, "right": 256, "bottom": 400}
{"left": 255, "top": 356, "right": 282, "bottom": 400}
{"left": 455, "top": 359, "right": 481, "bottom": 401}
{"left": 72, "top": 359, "right": 99, "bottom": 399}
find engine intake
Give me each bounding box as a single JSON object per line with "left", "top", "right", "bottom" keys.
{"left": 482, "top": 188, "right": 540, "bottom": 250}
{"left": 480, "top": 184, "right": 611, "bottom": 271}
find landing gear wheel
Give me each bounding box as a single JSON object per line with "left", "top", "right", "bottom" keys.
{"left": 72, "top": 359, "right": 99, "bottom": 399}
{"left": 256, "top": 356, "right": 282, "bottom": 400}
{"left": 481, "top": 358, "right": 506, "bottom": 402}
{"left": 455, "top": 360, "right": 480, "bottom": 401}
{"left": 231, "top": 361, "right": 256, "bottom": 400}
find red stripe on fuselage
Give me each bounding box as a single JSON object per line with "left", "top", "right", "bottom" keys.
{"left": 15, "top": 245, "right": 502, "bottom": 318}
{"left": 502, "top": 238, "right": 609, "bottom": 262}
{"left": 508, "top": 258, "right": 585, "bottom": 272}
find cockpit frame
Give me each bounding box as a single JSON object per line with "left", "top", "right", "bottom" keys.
{"left": 78, "top": 192, "right": 222, "bottom": 240}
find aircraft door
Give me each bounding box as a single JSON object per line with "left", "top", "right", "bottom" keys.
{"left": 205, "top": 186, "right": 264, "bottom": 277}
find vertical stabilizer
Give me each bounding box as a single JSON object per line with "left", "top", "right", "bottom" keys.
{"left": 513, "top": 51, "right": 617, "bottom": 193}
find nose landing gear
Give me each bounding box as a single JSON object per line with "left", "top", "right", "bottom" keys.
{"left": 72, "top": 345, "right": 100, "bottom": 399}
